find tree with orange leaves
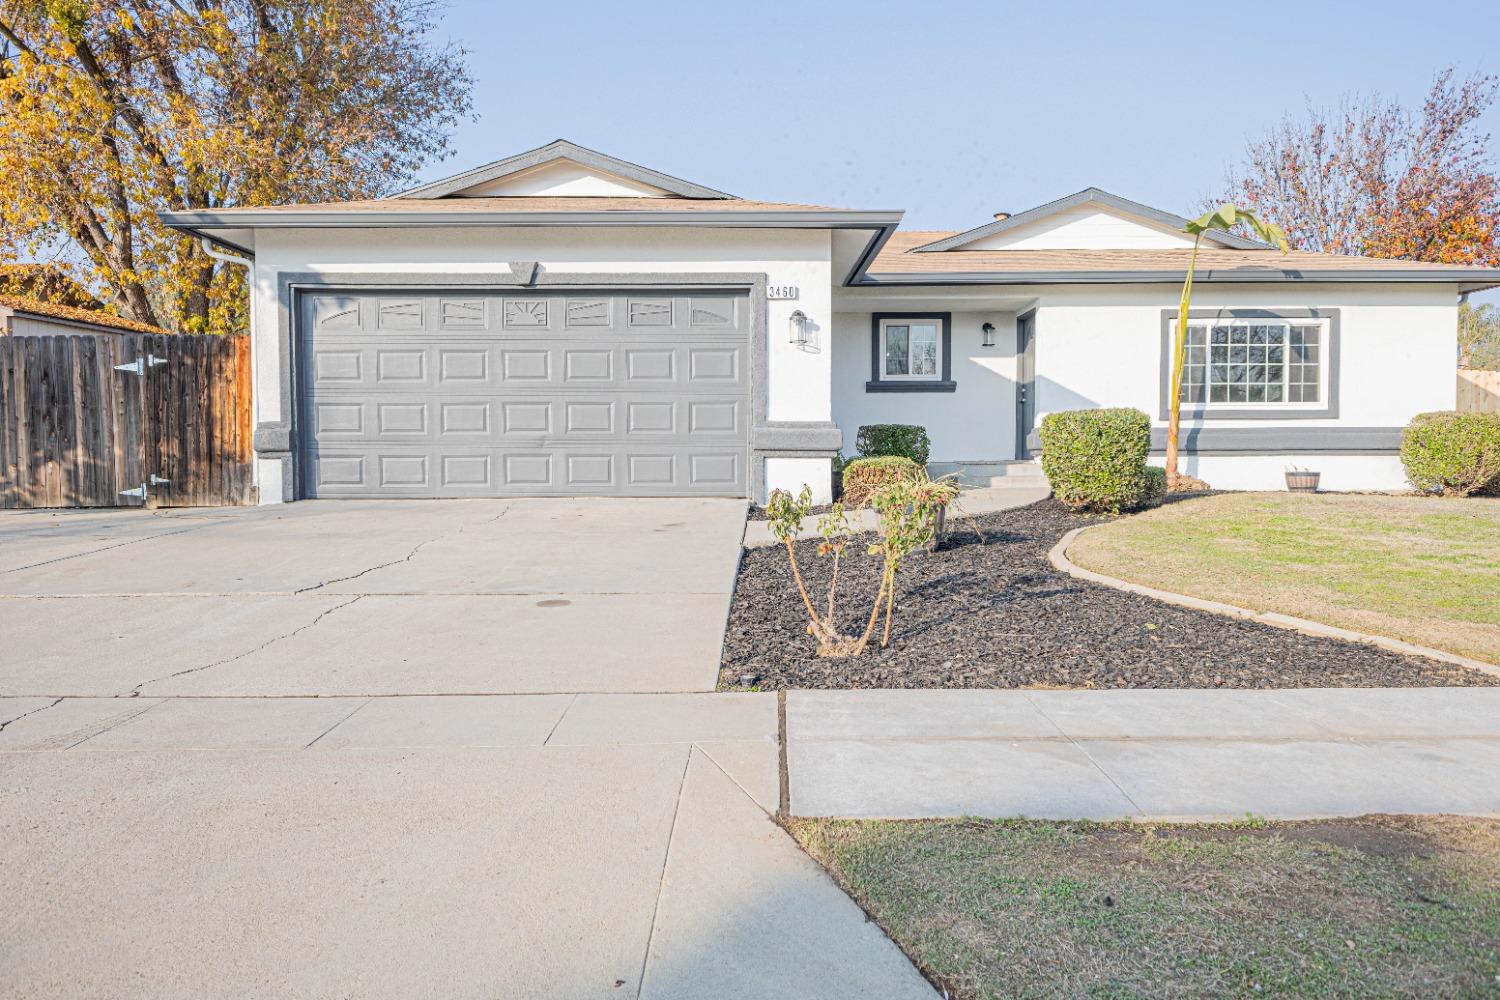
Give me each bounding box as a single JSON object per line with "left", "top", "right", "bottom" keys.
{"left": 0, "top": 1, "right": 472, "bottom": 333}
{"left": 1219, "top": 69, "right": 1499, "bottom": 267}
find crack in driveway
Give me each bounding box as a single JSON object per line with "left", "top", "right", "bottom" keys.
{"left": 128, "top": 595, "right": 365, "bottom": 696}
{"left": 0, "top": 697, "right": 63, "bottom": 732}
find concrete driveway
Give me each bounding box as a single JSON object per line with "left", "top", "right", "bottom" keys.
{"left": 0, "top": 498, "right": 745, "bottom": 696}
{"left": 0, "top": 501, "right": 938, "bottom": 1000}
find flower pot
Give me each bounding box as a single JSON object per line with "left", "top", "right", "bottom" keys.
{"left": 1285, "top": 470, "right": 1321, "bottom": 494}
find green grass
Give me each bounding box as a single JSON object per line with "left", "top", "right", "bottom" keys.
{"left": 793, "top": 815, "right": 1500, "bottom": 999}
{"left": 1065, "top": 492, "right": 1500, "bottom": 664}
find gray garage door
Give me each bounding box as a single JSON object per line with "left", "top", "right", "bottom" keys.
{"left": 298, "top": 289, "right": 750, "bottom": 497}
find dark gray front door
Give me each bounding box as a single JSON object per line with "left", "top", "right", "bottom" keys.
{"left": 298, "top": 289, "right": 750, "bottom": 497}
{"left": 1015, "top": 311, "right": 1036, "bottom": 458}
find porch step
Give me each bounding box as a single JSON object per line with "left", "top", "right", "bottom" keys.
{"left": 929, "top": 460, "right": 1049, "bottom": 489}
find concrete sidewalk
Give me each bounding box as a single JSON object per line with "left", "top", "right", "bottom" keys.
{"left": 787, "top": 688, "right": 1500, "bottom": 821}
{"left": 0, "top": 693, "right": 936, "bottom": 1000}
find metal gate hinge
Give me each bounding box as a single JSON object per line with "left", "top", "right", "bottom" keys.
{"left": 113, "top": 355, "right": 169, "bottom": 376}
{"left": 119, "top": 475, "right": 170, "bottom": 501}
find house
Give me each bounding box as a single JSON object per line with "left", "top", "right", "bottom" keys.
{"left": 0, "top": 295, "right": 168, "bottom": 337}
{"left": 158, "top": 139, "right": 1500, "bottom": 503}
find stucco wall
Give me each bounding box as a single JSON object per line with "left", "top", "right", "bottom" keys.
{"left": 1031, "top": 282, "right": 1458, "bottom": 428}
{"left": 247, "top": 226, "right": 834, "bottom": 502}
{"left": 833, "top": 282, "right": 1457, "bottom": 491}
{"left": 831, "top": 310, "right": 1020, "bottom": 462}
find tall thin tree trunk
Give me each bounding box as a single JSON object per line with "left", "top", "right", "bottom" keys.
{"left": 1164, "top": 234, "right": 1204, "bottom": 486}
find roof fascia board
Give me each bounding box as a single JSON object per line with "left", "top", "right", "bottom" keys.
{"left": 158, "top": 209, "right": 902, "bottom": 230}
{"left": 856, "top": 269, "right": 1492, "bottom": 286}
{"left": 913, "top": 188, "right": 1267, "bottom": 252}
{"left": 392, "top": 139, "right": 736, "bottom": 200}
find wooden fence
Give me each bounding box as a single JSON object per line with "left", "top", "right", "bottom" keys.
{"left": 1457, "top": 369, "right": 1500, "bottom": 415}
{"left": 0, "top": 333, "right": 253, "bottom": 508}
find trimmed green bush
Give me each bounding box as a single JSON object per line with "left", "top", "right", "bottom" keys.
{"left": 841, "top": 455, "right": 921, "bottom": 507}
{"left": 1401, "top": 411, "right": 1500, "bottom": 496}
{"left": 1039, "top": 407, "right": 1163, "bottom": 513}
{"left": 856, "top": 424, "right": 931, "bottom": 465}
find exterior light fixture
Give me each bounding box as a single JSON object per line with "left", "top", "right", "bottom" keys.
{"left": 981, "top": 322, "right": 996, "bottom": 347}
{"left": 789, "top": 309, "right": 809, "bottom": 345}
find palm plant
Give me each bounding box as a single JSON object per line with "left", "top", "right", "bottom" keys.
{"left": 1165, "top": 205, "right": 1290, "bottom": 486}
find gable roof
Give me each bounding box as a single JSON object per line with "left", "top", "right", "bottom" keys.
{"left": 913, "top": 188, "right": 1268, "bottom": 252}
{"left": 394, "top": 139, "right": 736, "bottom": 200}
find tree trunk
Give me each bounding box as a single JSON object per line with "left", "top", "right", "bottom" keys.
{"left": 1164, "top": 235, "right": 1204, "bottom": 486}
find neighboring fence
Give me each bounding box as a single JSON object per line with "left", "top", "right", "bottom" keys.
{"left": 1457, "top": 369, "right": 1500, "bottom": 415}
{"left": 0, "top": 333, "right": 253, "bottom": 508}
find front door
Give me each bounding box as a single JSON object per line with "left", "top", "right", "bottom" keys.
{"left": 1015, "top": 311, "right": 1036, "bottom": 458}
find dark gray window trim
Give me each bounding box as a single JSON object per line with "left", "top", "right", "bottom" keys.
{"left": 1027, "top": 426, "right": 1403, "bottom": 455}
{"left": 272, "top": 270, "right": 827, "bottom": 503}
{"left": 1157, "top": 308, "right": 1340, "bottom": 421}
{"left": 912, "top": 188, "right": 1267, "bottom": 253}
{"left": 392, "top": 139, "right": 737, "bottom": 200}
{"left": 867, "top": 312, "right": 955, "bottom": 392}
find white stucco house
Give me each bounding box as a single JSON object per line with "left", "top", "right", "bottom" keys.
{"left": 161, "top": 140, "right": 1500, "bottom": 504}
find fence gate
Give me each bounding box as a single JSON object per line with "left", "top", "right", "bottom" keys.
{"left": 0, "top": 333, "right": 253, "bottom": 509}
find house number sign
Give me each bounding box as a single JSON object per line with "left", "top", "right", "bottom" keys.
{"left": 768, "top": 284, "right": 800, "bottom": 300}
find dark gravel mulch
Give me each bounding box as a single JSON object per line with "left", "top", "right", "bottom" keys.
{"left": 721, "top": 499, "right": 1498, "bottom": 690}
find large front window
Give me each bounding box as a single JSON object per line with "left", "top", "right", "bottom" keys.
{"left": 880, "top": 318, "right": 941, "bottom": 379}
{"left": 1179, "top": 319, "right": 1325, "bottom": 406}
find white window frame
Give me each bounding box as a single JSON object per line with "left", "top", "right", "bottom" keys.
{"left": 1178, "top": 317, "right": 1331, "bottom": 412}
{"left": 878, "top": 317, "right": 944, "bottom": 382}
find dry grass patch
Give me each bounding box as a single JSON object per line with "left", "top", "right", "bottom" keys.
{"left": 1066, "top": 492, "right": 1500, "bottom": 665}
{"left": 794, "top": 814, "right": 1500, "bottom": 999}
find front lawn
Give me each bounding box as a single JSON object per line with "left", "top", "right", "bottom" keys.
{"left": 720, "top": 500, "right": 1496, "bottom": 689}
{"left": 794, "top": 815, "right": 1500, "bottom": 999}
{"left": 1066, "top": 492, "right": 1500, "bottom": 666}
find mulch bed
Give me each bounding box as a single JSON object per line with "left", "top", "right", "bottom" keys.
{"left": 721, "top": 499, "right": 1499, "bottom": 690}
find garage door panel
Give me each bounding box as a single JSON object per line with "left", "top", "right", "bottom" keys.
{"left": 300, "top": 290, "right": 749, "bottom": 498}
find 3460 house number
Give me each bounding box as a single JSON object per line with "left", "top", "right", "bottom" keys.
{"left": 768, "top": 284, "right": 800, "bottom": 300}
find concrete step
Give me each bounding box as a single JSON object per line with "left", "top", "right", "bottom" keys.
{"left": 930, "top": 461, "right": 1049, "bottom": 488}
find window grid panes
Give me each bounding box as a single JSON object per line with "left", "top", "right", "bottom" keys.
{"left": 882, "top": 321, "right": 940, "bottom": 378}
{"left": 1180, "top": 320, "right": 1320, "bottom": 405}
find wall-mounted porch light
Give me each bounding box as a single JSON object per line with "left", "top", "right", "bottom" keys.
{"left": 789, "top": 309, "right": 810, "bottom": 345}
{"left": 981, "top": 322, "right": 996, "bottom": 348}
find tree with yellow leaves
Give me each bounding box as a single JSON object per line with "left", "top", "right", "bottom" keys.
{"left": 0, "top": 1, "right": 472, "bottom": 333}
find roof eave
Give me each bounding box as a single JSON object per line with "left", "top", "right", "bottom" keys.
{"left": 858, "top": 269, "right": 1499, "bottom": 287}
{"left": 158, "top": 209, "right": 903, "bottom": 230}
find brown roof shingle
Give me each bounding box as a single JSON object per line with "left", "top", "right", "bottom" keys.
{"left": 194, "top": 195, "right": 854, "bottom": 216}
{"left": 869, "top": 230, "right": 1500, "bottom": 281}
{"left": 0, "top": 295, "right": 170, "bottom": 335}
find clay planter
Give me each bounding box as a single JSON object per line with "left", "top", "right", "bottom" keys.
{"left": 1285, "top": 470, "right": 1321, "bottom": 493}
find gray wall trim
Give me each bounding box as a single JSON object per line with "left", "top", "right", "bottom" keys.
{"left": 867, "top": 312, "right": 954, "bottom": 393}
{"left": 752, "top": 422, "right": 844, "bottom": 451}
{"left": 1027, "top": 426, "right": 1404, "bottom": 455}
{"left": 1157, "top": 307, "right": 1340, "bottom": 421}
{"left": 275, "top": 269, "right": 823, "bottom": 503}
{"left": 391, "top": 139, "right": 737, "bottom": 200}
{"left": 253, "top": 422, "right": 291, "bottom": 454}
{"left": 912, "top": 188, "right": 1266, "bottom": 253}
{"left": 856, "top": 270, "right": 1490, "bottom": 287}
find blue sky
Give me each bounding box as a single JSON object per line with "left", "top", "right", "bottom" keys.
{"left": 427, "top": 0, "right": 1498, "bottom": 234}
